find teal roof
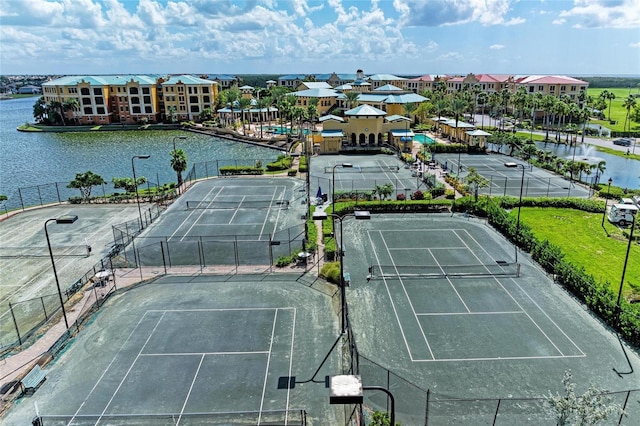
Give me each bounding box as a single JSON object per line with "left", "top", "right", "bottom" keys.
{"left": 240, "top": 85, "right": 254, "bottom": 90}
{"left": 321, "top": 129, "right": 344, "bottom": 137}
{"left": 163, "top": 75, "right": 214, "bottom": 85}
{"left": 279, "top": 74, "right": 307, "bottom": 81}
{"left": 293, "top": 88, "right": 338, "bottom": 98}
{"left": 43, "top": 75, "right": 160, "bottom": 86}
{"left": 385, "top": 115, "right": 411, "bottom": 122}
{"left": 208, "top": 74, "right": 236, "bottom": 81}
{"left": 352, "top": 80, "right": 371, "bottom": 86}
{"left": 374, "top": 84, "right": 404, "bottom": 92}
{"left": 319, "top": 114, "right": 344, "bottom": 122}
{"left": 367, "top": 74, "right": 407, "bottom": 81}
{"left": 302, "top": 82, "right": 332, "bottom": 89}
{"left": 345, "top": 104, "right": 386, "bottom": 116}
{"left": 335, "top": 84, "right": 352, "bottom": 91}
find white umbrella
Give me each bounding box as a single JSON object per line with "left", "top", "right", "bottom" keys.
{"left": 95, "top": 270, "right": 113, "bottom": 279}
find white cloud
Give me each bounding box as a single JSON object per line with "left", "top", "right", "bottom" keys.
{"left": 394, "top": 0, "right": 524, "bottom": 27}
{"left": 630, "top": 42, "right": 640, "bottom": 48}
{"left": 553, "top": 18, "right": 566, "bottom": 25}
{"left": 559, "top": 0, "right": 640, "bottom": 29}
{"left": 438, "top": 51, "right": 464, "bottom": 61}
{"left": 490, "top": 44, "right": 505, "bottom": 50}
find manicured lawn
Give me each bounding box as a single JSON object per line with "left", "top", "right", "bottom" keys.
{"left": 588, "top": 87, "right": 640, "bottom": 133}
{"left": 518, "top": 207, "right": 639, "bottom": 299}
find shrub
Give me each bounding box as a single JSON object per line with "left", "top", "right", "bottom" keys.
{"left": 430, "top": 185, "right": 445, "bottom": 198}
{"left": 445, "top": 189, "right": 455, "bottom": 199}
{"left": 219, "top": 165, "right": 264, "bottom": 176}
{"left": 275, "top": 255, "right": 294, "bottom": 267}
{"left": 320, "top": 262, "right": 341, "bottom": 284}
{"left": 411, "top": 190, "right": 424, "bottom": 200}
{"left": 396, "top": 193, "right": 406, "bottom": 201}
{"left": 266, "top": 155, "right": 293, "bottom": 171}
{"left": 287, "top": 169, "right": 297, "bottom": 176}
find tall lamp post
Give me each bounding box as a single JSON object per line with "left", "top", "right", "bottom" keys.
{"left": 132, "top": 155, "right": 150, "bottom": 230}
{"left": 602, "top": 177, "right": 613, "bottom": 227}
{"left": 313, "top": 210, "right": 371, "bottom": 333}
{"left": 332, "top": 163, "right": 353, "bottom": 206}
{"left": 45, "top": 215, "right": 79, "bottom": 330}
{"left": 172, "top": 135, "right": 187, "bottom": 152}
{"left": 616, "top": 211, "right": 636, "bottom": 323}
{"left": 505, "top": 162, "right": 526, "bottom": 262}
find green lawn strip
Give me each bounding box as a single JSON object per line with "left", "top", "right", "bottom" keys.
{"left": 595, "top": 145, "right": 640, "bottom": 161}
{"left": 588, "top": 88, "right": 640, "bottom": 133}
{"left": 519, "top": 207, "right": 640, "bottom": 298}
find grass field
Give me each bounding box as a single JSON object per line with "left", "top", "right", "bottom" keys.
{"left": 588, "top": 87, "right": 640, "bottom": 133}
{"left": 519, "top": 207, "right": 640, "bottom": 299}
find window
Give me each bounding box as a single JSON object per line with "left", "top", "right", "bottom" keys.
{"left": 68, "top": 88, "right": 77, "bottom": 94}
{"left": 189, "top": 96, "right": 198, "bottom": 103}
{"left": 83, "top": 107, "right": 92, "bottom": 114}
{"left": 570, "top": 86, "right": 576, "bottom": 91}
{"left": 179, "top": 96, "right": 184, "bottom": 102}
{"left": 82, "top": 98, "right": 92, "bottom": 105}
{"left": 81, "top": 88, "right": 90, "bottom": 95}
{"left": 93, "top": 88, "right": 102, "bottom": 95}
{"left": 190, "top": 105, "right": 199, "bottom": 113}
{"left": 142, "top": 87, "right": 150, "bottom": 94}
{"left": 203, "top": 96, "right": 210, "bottom": 103}
{"left": 203, "top": 87, "right": 209, "bottom": 94}
{"left": 143, "top": 96, "right": 151, "bottom": 104}
{"left": 129, "top": 87, "right": 139, "bottom": 94}
{"left": 132, "top": 106, "right": 141, "bottom": 113}
{"left": 145, "top": 106, "right": 152, "bottom": 113}
{"left": 95, "top": 97, "right": 104, "bottom": 105}
{"left": 538, "top": 85, "right": 544, "bottom": 91}
{"left": 529, "top": 86, "right": 534, "bottom": 93}
{"left": 549, "top": 86, "right": 555, "bottom": 92}
{"left": 131, "top": 97, "right": 140, "bottom": 104}
{"left": 560, "top": 86, "right": 566, "bottom": 91}
{"left": 96, "top": 107, "right": 105, "bottom": 114}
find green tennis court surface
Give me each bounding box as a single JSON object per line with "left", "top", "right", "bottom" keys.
{"left": 2, "top": 275, "right": 343, "bottom": 425}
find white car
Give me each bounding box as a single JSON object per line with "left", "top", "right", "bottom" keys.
{"left": 608, "top": 204, "right": 638, "bottom": 226}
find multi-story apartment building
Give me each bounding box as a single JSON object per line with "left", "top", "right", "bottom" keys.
{"left": 161, "top": 75, "right": 219, "bottom": 122}
{"left": 515, "top": 75, "right": 588, "bottom": 103}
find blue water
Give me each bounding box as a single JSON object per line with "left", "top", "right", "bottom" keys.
{"left": 0, "top": 97, "right": 280, "bottom": 208}
{"left": 414, "top": 134, "right": 435, "bottom": 144}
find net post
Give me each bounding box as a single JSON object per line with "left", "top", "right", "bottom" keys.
{"left": 516, "top": 263, "right": 520, "bottom": 277}
{"left": 9, "top": 302, "right": 22, "bottom": 345}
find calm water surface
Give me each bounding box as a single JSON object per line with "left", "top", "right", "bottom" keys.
{"left": 0, "top": 97, "right": 280, "bottom": 205}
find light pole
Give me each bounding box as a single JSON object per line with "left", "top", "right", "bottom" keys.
{"left": 332, "top": 163, "right": 353, "bottom": 206}
{"left": 616, "top": 211, "right": 636, "bottom": 324}
{"left": 172, "top": 135, "right": 187, "bottom": 152}
{"left": 505, "top": 162, "right": 526, "bottom": 262}
{"left": 313, "top": 210, "right": 371, "bottom": 333}
{"left": 602, "top": 177, "right": 613, "bottom": 227}
{"left": 132, "top": 155, "right": 150, "bottom": 230}
{"left": 45, "top": 215, "right": 78, "bottom": 329}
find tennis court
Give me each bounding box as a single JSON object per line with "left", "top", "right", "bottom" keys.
{"left": 2, "top": 275, "right": 343, "bottom": 425}
{"left": 434, "top": 152, "right": 591, "bottom": 198}
{"left": 125, "top": 178, "right": 306, "bottom": 269}
{"left": 343, "top": 214, "right": 639, "bottom": 424}
{"left": 309, "top": 154, "right": 421, "bottom": 202}
{"left": 0, "top": 205, "right": 143, "bottom": 348}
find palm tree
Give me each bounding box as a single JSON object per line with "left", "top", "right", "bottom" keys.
{"left": 500, "top": 88, "right": 512, "bottom": 131}
{"left": 170, "top": 148, "right": 188, "bottom": 191}
{"left": 594, "top": 160, "right": 606, "bottom": 185}
{"left": 577, "top": 106, "right": 590, "bottom": 144}
{"left": 63, "top": 98, "right": 80, "bottom": 124}
{"left": 256, "top": 96, "right": 268, "bottom": 138}
{"left": 283, "top": 94, "right": 297, "bottom": 134}
{"left": 600, "top": 90, "right": 616, "bottom": 121}
{"left": 33, "top": 97, "right": 47, "bottom": 123}
{"left": 622, "top": 95, "right": 637, "bottom": 132}
{"left": 344, "top": 91, "right": 359, "bottom": 110}
{"left": 434, "top": 98, "right": 448, "bottom": 134}
{"left": 540, "top": 95, "right": 556, "bottom": 141}
{"left": 450, "top": 96, "right": 467, "bottom": 143}
{"left": 488, "top": 92, "right": 501, "bottom": 128}
{"left": 237, "top": 97, "right": 252, "bottom": 135}
{"left": 403, "top": 102, "right": 417, "bottom": 121}
{"left": 512, "top": 86, "right": 528, "bottom": 126}
{"left": 220, "top": 88, "right": 240, "bottom": 129}
{"left": 477, "top": 92, "right": 488, "bottom": 128}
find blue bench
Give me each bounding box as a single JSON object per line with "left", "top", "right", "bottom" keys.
{"left": 21, "top": 365, "right": 47, "bottom": 395}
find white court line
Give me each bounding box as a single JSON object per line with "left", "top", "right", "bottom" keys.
{"left": 95, "top": 311, "right": 168, "bottom": 425}
{"left": 378, "top": 231, "right": 436, "bottom": 361}
{"left": 417, "top": 311, "right": 523, "bottom": 316}
{"left": 140, "top": 351, "right": 269, "bottom": 356}
{"left": 428, "top": 248, "right": 471, "bottom": 313}
{"left": 258, "top": 186, "right": 286, "bottom": 240}
{"left": 387, "top": 246, "right": 467, "bottom": 250}
{"left": 257, "top": 309, "right": 279, "bottom": 425}
{"left": 68, "top": 311, "right": 157, "bottom": 425}
{"left": 412, "top": 354, "right": 586, "bottom": 363}
{"left": 171, "top": 186, "right": 223, "bottom": 241}
{"left": 453, "top": 229, "right": 566, "bottom": 357}
{"left": 228, "top": 195, "right": 245, "bottom": 224}
{"left": 176, "top": 354, "right": 205, "bottom": 426}
{"left": 284, "top": 308, "right": 296, "bottom": 426}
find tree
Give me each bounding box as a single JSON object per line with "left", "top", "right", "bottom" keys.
{"left": 450, "top": 96, "right": 467, "bottom": 142}
{"left": 622, "top": 95, "right": 637, "bottom": 133}
{"left": 600, "top": 90, "right": 616, "bottom": 121}
{"left": 33, "top": 97, "right": 47, "bottom": 123}
{"left": 374, "top": 183, "right": 394, "bottom": 200}
{"left": 256, "top": 96, "right": 268, "bottom": 138}
{"left": 167, "top": 105, "right": 177, "bottom": 123}
{"left": 0, "top": 194, "right": 7, "bottom": 202}
{"left": 546, "top": 370, "right": 621, "bottom": 426}
{"left": 465, "top": 167, "right": 489, "bottom": 201}
{"left": 112, "top": 176, "right": 147, "bottom": 193}
{"left": 170, "top": 148, "right": 188, "bottom": 189}
{"left": 67, "top": 171, "right": 106, "bottom": 200}
{"left": 220, "top": 88, "right": 241, "bottom": 129}
{"left": 237, "top": 97, "right": 252, "bottom": 135}
{"left": 369, "top": 410, "right": 400, "bottom": 426}
{"left": 63, "top": 98, "right": 80, "bottom": 124}
{"left": 199, "top": 107, "right": 215, "bottom": 122}
{"left": 344, "top": 91, "right": 360, "bottom": 110}
{"left": 402, "top": 102, "right": 417, "bottom": 123}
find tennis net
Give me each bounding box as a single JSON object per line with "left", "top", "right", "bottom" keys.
{"left": 0, "top": 245, "right": 90, "bottom": 258}
{"left": 185, "top": 200, "right": 290, "bottom": 210}
{"left": 368, "top": 262, "right": 520, "bottom": 279}
{"left": 324, "top": 165, "right": 400, "bottom": 173}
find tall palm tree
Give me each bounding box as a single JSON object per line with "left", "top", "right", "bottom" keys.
{"left": 170, "top": 148, "right": 188, "bottom": 191}
{"left": 500, "top": 88, "right": 512, "bottom": 131}
{"left": 434, "top": 98, "right": 448, "bottom": 134}
{"left": 450, "top": 96, "right": 467, "bottom": 143}
{"left": 63, "top": 98, "right": 80, "bottom": 124}
{"left": 577, "top": 107, "right": 590, "bottom": 144}
{"left": 220, "top": 88, "right": 240, "bottom": 128}
{"left": 237, "top": 97, "right": 252, "bottom": 135}
{"left": 256, "top": 96, "right": 268, "bottom": 138}
{"left": 600, "top": 90, "right": 616, "bottom": 121}
{"left": 283, "top": 94, "right": 297, "bottom": 134}
{"left": 477, "top": 92, "right": 488, "bottom": 128}
{"left": 512, "top": 86, "right": 528, "bottom": 126}
{"left": 540, "top": 95, "right": 556, "bottom": 141}
{"left": 622, "top": 95, "right": 637, "bottom": 133}
{"left": 488, "top": 92, "right": 501, "bottom": 128}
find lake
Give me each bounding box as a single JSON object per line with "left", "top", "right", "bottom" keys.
{"left": 0, "top": 97, "right": 280, "bottom": 210}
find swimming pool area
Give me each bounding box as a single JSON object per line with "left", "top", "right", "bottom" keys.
{"left": 413, "top": 133, "right": 435, "bottom": 144}
{"left": 262, "top": 125, "right": 310, "bottom": 135}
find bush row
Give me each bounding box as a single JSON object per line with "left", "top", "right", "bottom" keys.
{"left": 266, "top": 155, "right": 293, "bottom": 171}
{"left": 452, "top": 196, "right": 640, "bottom": 347}
{"left": 219, "top": 166, "right": 264, "bottom": 176}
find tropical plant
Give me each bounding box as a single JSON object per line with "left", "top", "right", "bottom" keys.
{"left": 464, "top": 167, "right": 489, "bottom": 201}
{"left": 344, "top": 91, "right": 359, "bottom": 109}
{"left": 167, "top": 105, "right": 177, "bottom": 123}
{"left": 63, "top": 98, "right": 80, "bottom": 124}
{"left": 0, "top": 194, "right": 7, "bottom": 202}
{"left": 199, "top": 107, "right": 215, "bottom": 122}
{"left": 67, "top": 171, "right": 106, "bottom": 199}
{"left": 622, "top": 95, "right": 637, "bottom": 133}
{"left": 450, "top": 96, "right": 467, "bottom": 142}
{"left": 220, "top": 88, "right": 241, "bottom": 128}
{"left": 170, "top": 148, "right": 188, "bottom": 189}
{"left": 237, "top": 97, "right": 252, "bottom": 135}
{"left": 112, "top": 176, "right": 147, "bottom": 193}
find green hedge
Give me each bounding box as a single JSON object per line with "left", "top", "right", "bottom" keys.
{"left": 266, "top": 155, "right": 293, "bottom": 171}
{"left": 219, "top": 166, "right": 264, "bottom": 176}
{"left": 431, "top": 143, "right": 467, "bottom": 153}
{"left": 452, "top": 196, "right": 640, "bottom": 347}
{"left": 298, "top": 155, "right": 308, "bottom": 173}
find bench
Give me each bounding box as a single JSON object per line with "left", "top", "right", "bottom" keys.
{"left": 21, "top": 365, "right": 47, "bottom": 395}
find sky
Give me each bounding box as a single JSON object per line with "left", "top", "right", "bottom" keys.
{"left": 0, "top": 0, "right": 639, "bottom": 77}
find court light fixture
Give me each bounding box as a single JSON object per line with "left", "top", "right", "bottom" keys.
{"left": 172, "top": 135, "right": 187, "bottom": 152}
{"left": 602, "top": 177, "right": 613, "bottom": 227}
{"left": 313, "top": 210, "right": 370, "bottom": 333}
{"left": 45, "top": 215, "right": 79, "bottom": 330}
{"left": 504, "top": 162, "right": 526, "bottom": 263}
{"left": 329, "top": 375, "right": 395, "bottom": 426}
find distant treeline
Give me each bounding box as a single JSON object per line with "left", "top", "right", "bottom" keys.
{"left": 237, "top": 75, "right": 281, "bottom": 87}
{"left": 573, "top": 76, "right": 640, "bottom": 89}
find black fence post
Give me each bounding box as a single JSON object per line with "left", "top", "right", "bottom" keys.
{"left": 40, "top": 296, "right": 48, "bottom": 320}
{"left": 9, "top": 302, "right": 22, "bottom": 346}
{"left": 492, "top": 398, "right": 501, "bottom": 425}
{"left": 18, "top": 188, "right": 24, "bottom": 211}
{"left": 425, "top": 389, "right": 430, "bottom": 426}
{"left": 37, "top": 185, "right": 43, "bottom": 206}
{"left": 160, "top": 241, "right": 167, "bottom": 274}
{"left": 55, "top": 182, "right": 61, "bottom": 203}
{"left": 198, "top": 238, "right": 204, "bottom": 272}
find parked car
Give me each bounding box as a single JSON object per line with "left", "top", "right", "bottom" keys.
{"left": 613, "top": 138, "right": 632, "bottom": 147}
